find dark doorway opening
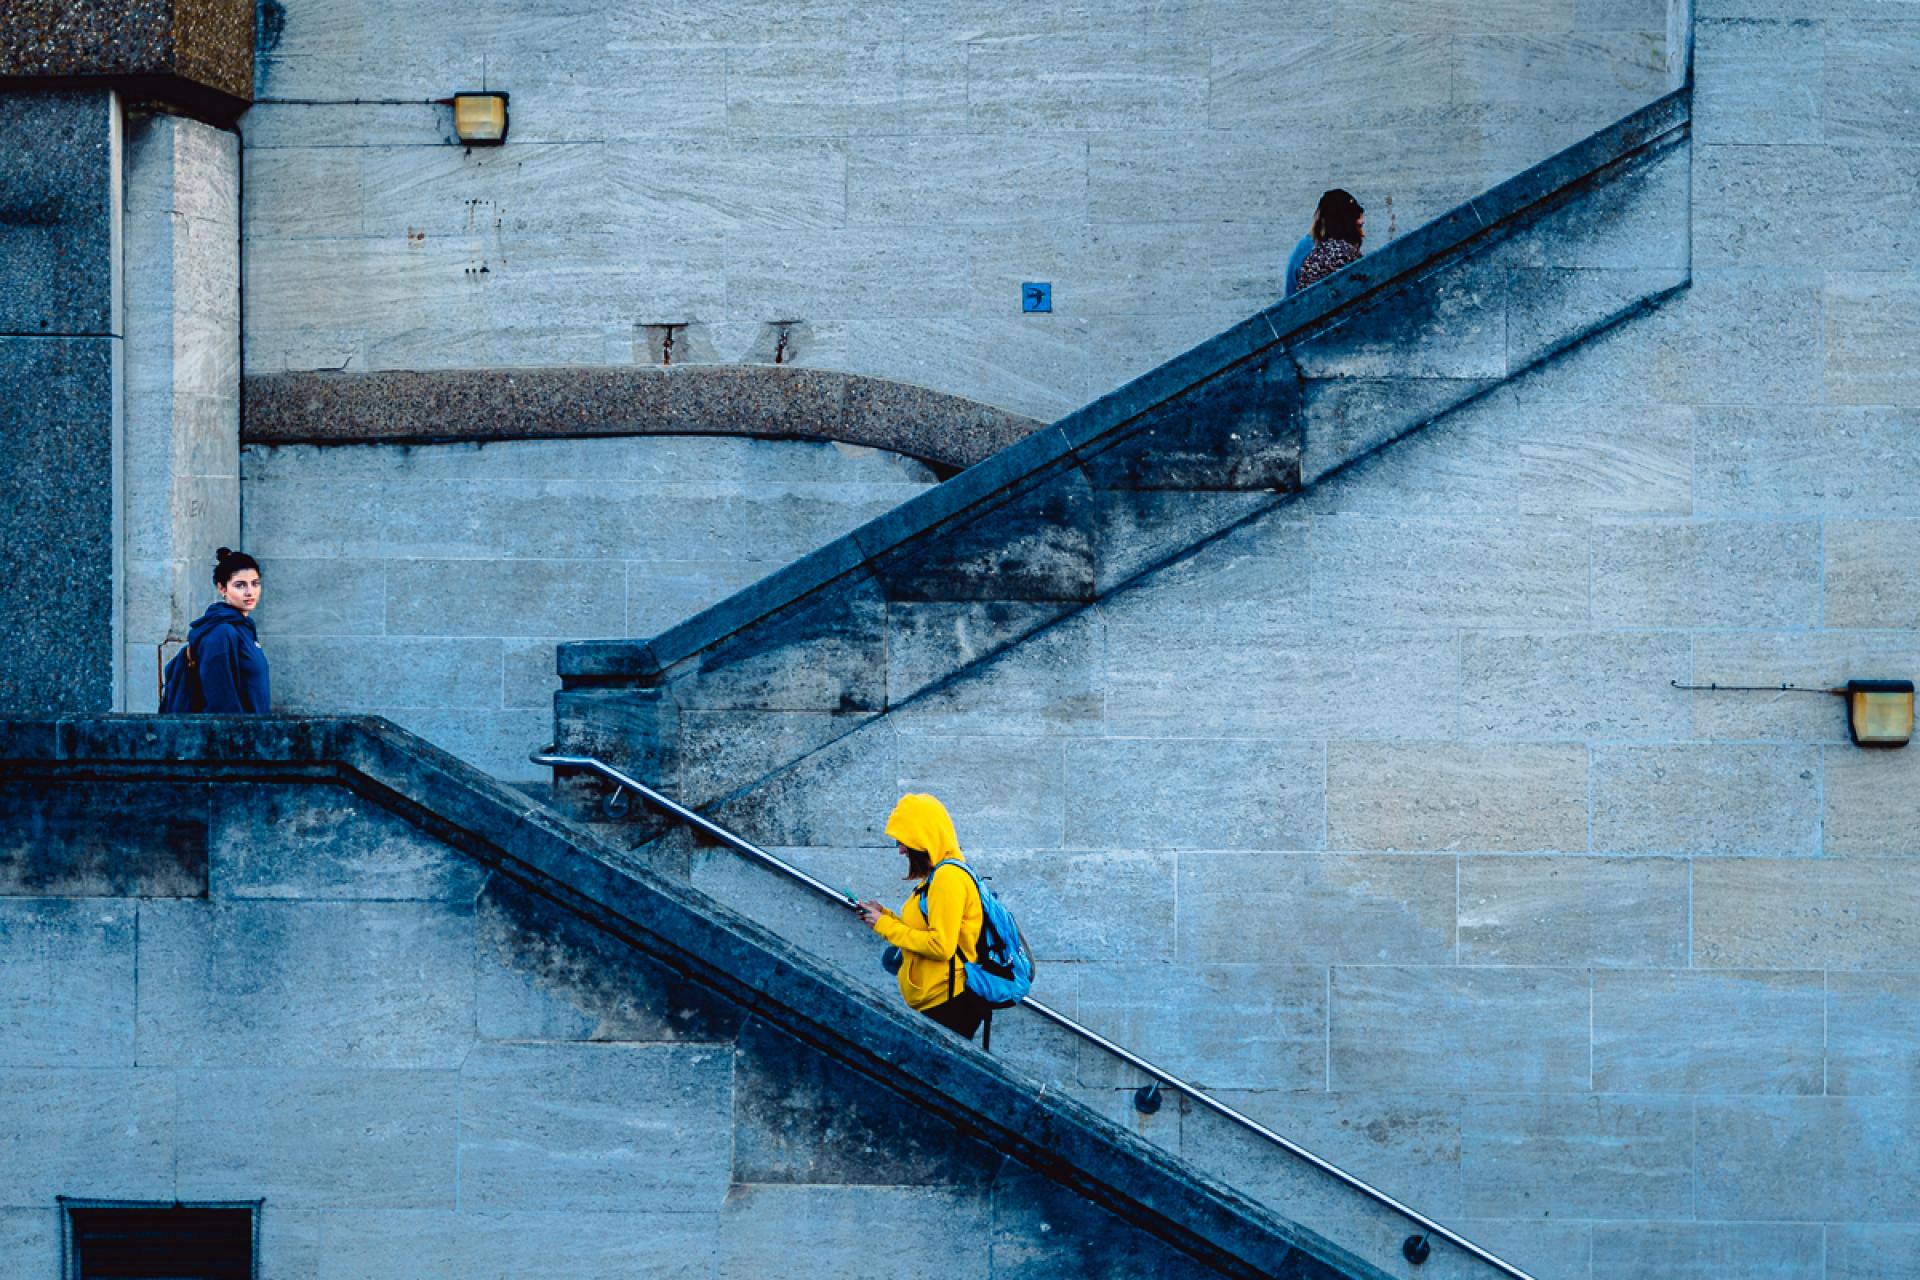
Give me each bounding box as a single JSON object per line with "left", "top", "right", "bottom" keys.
{"left": 59, "top": 1201, "right": 258, "bottom": 1280}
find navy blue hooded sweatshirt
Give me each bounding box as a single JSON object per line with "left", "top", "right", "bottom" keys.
{"left": 187, "top": 601, "right": 271, "bottom": 713}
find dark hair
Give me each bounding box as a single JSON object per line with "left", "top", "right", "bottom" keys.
{"left": 1312, "top": 188, "right": 1365, "bottom": 245}
{"left": 213, "top": 547, "right": 261, "bottom": 588}
{"left": 902, "top": 845, "right": 934, "bottom": 881}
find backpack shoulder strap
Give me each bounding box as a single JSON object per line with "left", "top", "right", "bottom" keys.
{"left": 916, "top": 859, "right": 981, "bottom": 911}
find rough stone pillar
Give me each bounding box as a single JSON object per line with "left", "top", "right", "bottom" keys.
{"left": 0, "top": 89, "right": 124, "bottom": 713}
{"left": 0, "top": 0, "right": 251, "bottom": 712}
{"left": 121, "top": 113, "right": 240, "bottom": 710}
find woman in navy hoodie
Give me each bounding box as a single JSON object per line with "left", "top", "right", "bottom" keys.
{"left": 185, "top": 547, "right": 271, "bottom": 713}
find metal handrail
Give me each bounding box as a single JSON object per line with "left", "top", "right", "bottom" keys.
{"left": 533, "top": 747, "right": 1536, "bottom": 1280}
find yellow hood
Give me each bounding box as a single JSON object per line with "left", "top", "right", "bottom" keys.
{"left": 885, "top": 793, "right": 961, "bottom": 863}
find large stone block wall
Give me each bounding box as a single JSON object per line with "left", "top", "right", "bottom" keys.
{"left": 0, "top": 758, "right": 1362, "bottom": 1280}
{"left": 0, "top": 90, "right": 121, "bottom": 714}
{"left": 240, "top": 0, "right": 1671, "bottom": 420}
{"left": 240, "top": 436, "right": 936, "bottom": 778}
{"left": 639, "top": 8, "right": 1920, "bottom": 1279}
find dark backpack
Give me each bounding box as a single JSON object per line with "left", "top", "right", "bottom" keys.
{"left": 158, "top": 620, "right": 232, "bottom": 713}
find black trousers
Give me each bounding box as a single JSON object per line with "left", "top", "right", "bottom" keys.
{"left": 922, "top": 988, "right": 992, "bottom": 1041}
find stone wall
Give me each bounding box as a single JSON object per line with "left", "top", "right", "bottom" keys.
{"left": 0, "top": 90, "right": 121, "bottom": 714}
{"left": 0, "top": 719, "right": 1388, "bottom": 1280}
{"left": 240, "top": 0, "right": 1671, "bottom": 420}
{"left": 122, "top": 111, "right": 242, "bottom": 712}
{"left": 577, "top": 8, "right": 1920, "bottom": 1278}
{"left": 241, "top": 436, "right": 937, "bottom": 778}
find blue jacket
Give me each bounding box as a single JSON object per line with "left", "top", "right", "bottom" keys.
{"left": 187, "top": 602, "right": 271, "bottom": 713}
{"left": 1284, "top": 233, "right": 1315, "bottom": 298}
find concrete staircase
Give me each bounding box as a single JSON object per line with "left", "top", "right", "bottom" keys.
{"left": 553, "top": 89, "right": 1691, "bottom": 833}
{"left": 0, "top": 714, "right": 1386, "bottom": 1280}
{"left": 545, "top": 85, "right": 1695, "bottom": 1280}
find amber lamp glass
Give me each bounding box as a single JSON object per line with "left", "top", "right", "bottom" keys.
{"left": 1847, "top": 680, "right": 1914, "bottom": 748}
{"left": 452, "top": 92, "right": 509, "bottom": 145}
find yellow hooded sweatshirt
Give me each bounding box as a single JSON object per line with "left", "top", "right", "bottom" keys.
{"left": 872, "top": 793, "right": 983, "bottom": 1012}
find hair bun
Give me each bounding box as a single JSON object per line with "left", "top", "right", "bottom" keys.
{"left": 215, "top": 547, "right": 235, "bottom": 561}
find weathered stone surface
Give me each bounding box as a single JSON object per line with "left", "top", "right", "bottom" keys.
{"left": 1064, "top": 738, "right": 1325, "bottom": 850}
{"left": 1311, "top": 515, "right": 1590, "bottom": 628}
{"left": 675, "top": 574, "right": 887, "bottom": 712}
{"left": 700, "top": 712, "right": 892, "bottom": 846}
{"left": 0, "top": 900, "right": 135, "bottom": 1066}
{"left": 1697, "top": 405, "right": 1920, "bottom": 516}
{"left": 1206, "top": 1088, "right": 1465, "bottom": 1220}
{"left": 1312, "top": 395, "right": 1693, "bottom": 518}
{"left": 0, "top": 337, "right": 116, "bottom": 714}
{"left": 475, "top": 877, "right": 745, "bottom": 1044}
{"left": 136, "top": 900, "right": 476, "bottom": 1067}
{"left": 1829, "top": 1224, "right": 1920, "bottom": 1280}
{"left": 0, "top": 93, "right": 116, "bottom": 335}
{"left": 1074, "top": 963, "right": 1327, "bottom": 1090}
{"left": 0, "top": 1070, "right": 175, "bottom": 1208}
{"left": 895, "top": 735, "right": 1065, "bottom": 849}
{"left": 1590, "top": 1222, "right": 1823, "bottom": 1279}
{"left": 731, "top": 1016, "right": 1000, "bottom": 1187}
{"left": 1828, "top": 972, "right": 1920, "bottom": 1098}
{"left": 1826, "top": 20, "right": 1920, "bottom": 148}
{"left": 1459, "top": 855, "right": 1688, "bottom": 967}
{"left": 1327, "top": 743, "right": 1588, "bottom": 853}
{"left": 266, "top": 1210, "right": 716, "bottom": 1280}
{"left": 209, "top": 782, "right": 486, "bottom": 901}
{"left": 1108, "top": 622, "right": 1459, "bottom": 741}
{"left": 1693, "top": 17, "right": 1824, "bottom": 144}
{"left": 718, "top": 1184, "right": 992, "bottom": 1280}
{"left": 459, "top": 1041, "right": 733, "bottom": 1213}
{"left": 1591, "top": 745, "right": 1821, "bottom": 856}
{"left": 1592, "top": 969, "right": 1825, "bottom": 1094}
{"left": 175, "top": 1069, "right": 457, "bottom": 1209}
{"left": 986, "top": 848, "right": 1176, "bottom": 963}
{"left": 1591, "top": 519, "right": 1822, "bottom": 628}
{"left": 1827, "top": 520, "right": 1920, "bottom": 629}
{"left": 687, "top": 844, "right": 894, "bottom": 994}
{"left": 0, "top": 780, "right": 208, "bottom": 896}
{"left": 989, "top": 1165, "right": 1260, "bottom": 1280}
{"left": 1461, "top": 1095, "right": 1694, "bottom": 1220}
{"left": 1460, "top": 631, "right": 1691, "bottom": 742}
{"left": 1331, "top": 967, "right": 1590, "bottom": 1093}
{"left": 1695, "top": 1096, "right": 1920, "bottom": 1223}
{"left": 1696, "top": 146, "right": 1920, "bottom": 272}
{"left": 1828, "top": 272, "right": 1920, "bottom": 406}
{"left": 1827, "top": 747, "right": 1920, "bottom": 858}
{"left": 385, "top": 559, "right": 628, "bottom": 639}
{"left": 889, "top": 605, "right": 1104, "bottom": 735}
{"left": 269, "top": 637, "right": 506, "bottom": 712}
{"left": 1694, "top": 859, "right": 1920, "bottom": 969}
{"left": 1178, "top": 853, "right": 1456, "bottom": 966}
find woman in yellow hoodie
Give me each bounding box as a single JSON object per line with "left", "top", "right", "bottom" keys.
{"left": 857, "top": 793, "right": 989, "bottom": 1040}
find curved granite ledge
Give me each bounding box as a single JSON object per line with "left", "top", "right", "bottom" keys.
{"left": 0, "top": 713, "right": 1383, "bottom": 1280}
{"left": 242, "top": 365, "right": 1043, "bottom": 474}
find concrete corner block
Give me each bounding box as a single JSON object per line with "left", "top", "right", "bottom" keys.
{"left": 668, "top": 571, "right": 888, "bottom": 713}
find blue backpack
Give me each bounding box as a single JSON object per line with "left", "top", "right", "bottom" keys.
{"left": 918, "top": 859, "right": 1035, "bottom": 1011}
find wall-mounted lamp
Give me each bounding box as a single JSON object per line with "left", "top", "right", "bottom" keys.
{"left": 447, "top": 91, "right": 509, "bottom": 145}
{"left": 1846, "top": 680, "right": 1914, "bottom": 748}
{"left": 1672, "top": 678, "right": 1914, "bottom": 749}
